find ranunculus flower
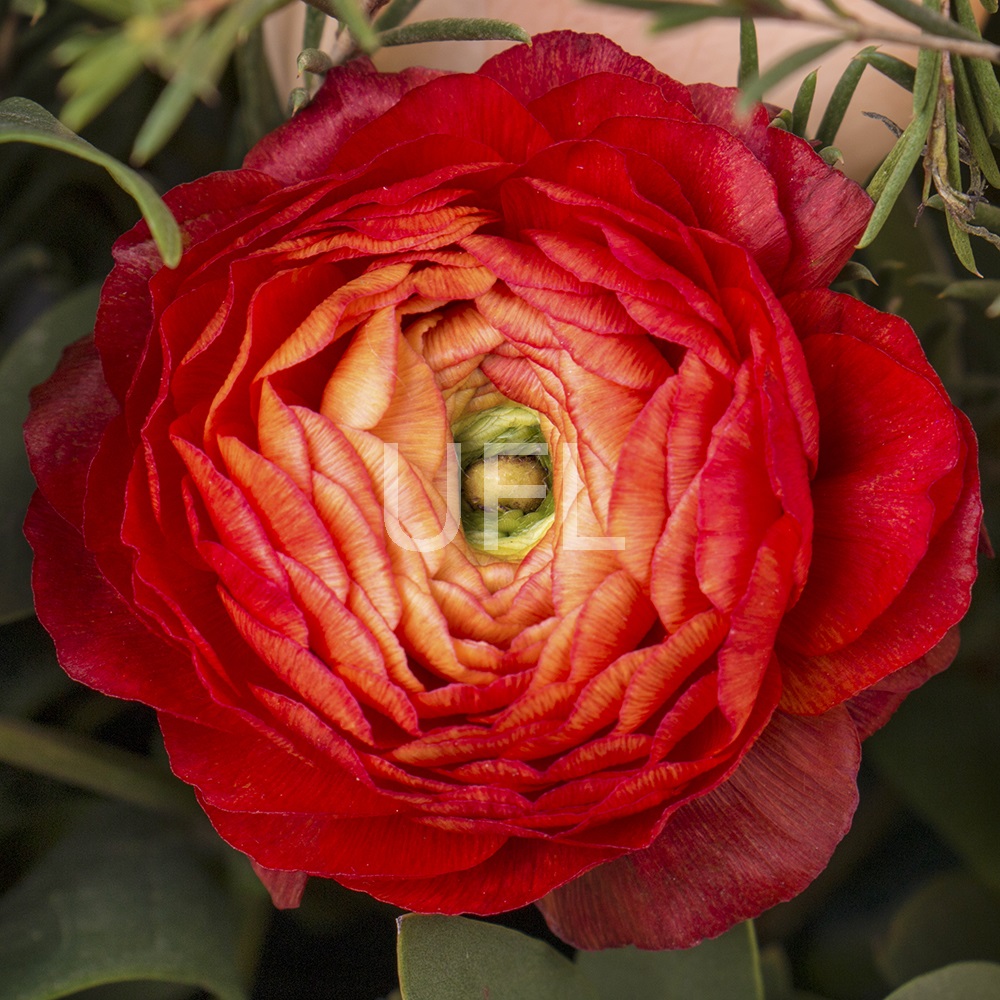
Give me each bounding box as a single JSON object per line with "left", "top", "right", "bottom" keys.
{"left": 25, "top": 31, "right": 982, "bottom": 949}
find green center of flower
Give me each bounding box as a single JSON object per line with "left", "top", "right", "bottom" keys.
{"left": 451, "top": 404, "right": 555, "bottom": 560}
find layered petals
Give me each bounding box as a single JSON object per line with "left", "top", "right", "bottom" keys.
{"left": 25, "top": 30, "right": 981, "bottom": 950}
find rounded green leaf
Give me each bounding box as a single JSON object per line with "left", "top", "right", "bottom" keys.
{"left": 397, "top": 914, "right": 598, "bottom": 1000}
{"left": 879, "top": 872, "right": 1000, "bottom": 987}
{"left": 576, "top": 921, "right": 764, "bottom": 1000}
{"left": 884, "top": 962, "right": 1000, "bottom": 1000}
{"left": 0, "top": 802, "right": 247, "bottom": 1000}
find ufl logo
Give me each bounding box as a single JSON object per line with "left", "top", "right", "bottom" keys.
{"left": 382, "top": 442, "right": 625, "bottom": 553}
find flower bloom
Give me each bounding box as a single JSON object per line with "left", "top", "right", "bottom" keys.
{"left": 25, "top": 31, "right": 982, "bottom": 949}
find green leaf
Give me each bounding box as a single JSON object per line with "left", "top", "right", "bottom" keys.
{"left": 378, "top": 17, "right": 529, "bottom": 46}
{"left": 396, "top": 914, "right": 598, "bottom": 1000}
{"left": 834, "top": 260, "right": 878, "bottom": 283}
{"left": 738, "top": 17, "right": 759, "bottom": 89}
{"left": 739, "top": 39, "right": 841, "bottom": 111}
{"left": 868, "top": 51, "right": 917, "bottom": 91}
{"left": 0, "top": 715, "right": 196, "bottom": 817}
{"left": 0, "top": 99, "right": 181, "bottom": 268}
{"left": 373, "top": 0, "right": 425, "bottom": 30}
{"left": 54, "top": 30, "right": 146, "bottom": 135}
{"left": 954, "top": 0, "right": 1000, "bottom": 134}
{"left": 651, "top": 2, "right": 747, "bottom": 30}
{"left": 865, "top": 0, "right": 985, "bottom": 43}
{"left": 0, "top": 802, "right": 247, "bottom": 1000}
{"left": 953, "top": 56, "right": 1000, "bottom": 188}
{"left": 302, "top": 2, "right": 328, "bottom": 50}
{"left": 815, "top": 46, "right": 876, "bottom": 149}
{"left": 576, "top": 921, "right": 764, "bottom": 1000}
{"left": 867, "top": 672, "right": 1000, "bottom": 891}
{"left": 878, "top": 872, "right": 1000, "bottom": 987}
{"left": 883, "top": 962, "right": 1000, "bottom": 1000}
{"left": 791, "top": 69, "right": 817, "bottom": 137}
{"left": 0, "top": 284, "right": 101, "bottom": 625}
{"left": 860, "top": 49, "right": 940, "bottom": 247}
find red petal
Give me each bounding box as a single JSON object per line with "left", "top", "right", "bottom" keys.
{"left": 536, "top": 707, "right": 860, "bottom": 949}
{"left": 478, "top": 31, "right": 692, "bottom": 109}
{"left": 250, "top": 862, "right": 308, "bottom": 909}
{"left": 337, "top": 835, "right": 619, "bottom": 915}
{"left": 689, "top": 84, "right": 872, "bottom": 292}
{"left": 244, "top": 59, "right": 444, "bottom": 183}
{"left": 24, "top": 494, "right": 204, "bottom": 714}
{"left": 24, "top": 337, "right": 116, "bottom": 528}
{"left": 845, "top": 627, "right": 959, "bottom": 740}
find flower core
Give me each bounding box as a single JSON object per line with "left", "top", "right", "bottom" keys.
{"left": 451, "top": 403, "right": 554, "bottom": 560}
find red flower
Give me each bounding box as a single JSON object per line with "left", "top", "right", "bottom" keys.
{"left": 24, "top": 32, "right": 982, "bottom": 949}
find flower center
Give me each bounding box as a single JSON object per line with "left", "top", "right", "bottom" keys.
{"left": 451, "top": 404, "right": 555, "bottom": 561}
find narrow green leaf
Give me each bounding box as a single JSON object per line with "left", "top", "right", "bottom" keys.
{"left": 55, "top": 31, "right": 146, "bottom": 134}
{"left": 0, "top": 715, "right": 197, "bottom": 817}
{"left": 131, "top": 0, "right": 286, "bottom": 164}
{"left": 834, "top": 260, "right": 878, "bottom": 283}
{"left": 397, "top": 914, "right": 599, "bottom": 1000}
{"left": 373, "top": 0, "right": 425, "bottom": 30}
{"left": 939, "top": 277, "right": 1000, "bottom": 303}
{"left": 11, "top": 0, "right": 45, "bottom": 18}
{"left": 954, "top": 0, "right": 1000, "bottom": 134}
{"left": 861, "top": 48, "right": 940, "bottom": 247}
{"left": 969, "top": 199, "right": 1000, "bottom": 231}
{"left": 577, "top": 921, "right": 764, "bottom": 1000}
{"left": 0, "top": 284, "right": 100, "bottom": 624}
{"left": 739, "top": 39, "right": 841, "bottom": 110}
{"left": 0, "top": 802, "right": 247, "bottom": 1000}
{"left": 651, "top": 2, "right": 746, "bottom": 30}
{"left": 815, "top": 45, "right": 876, "bottom": 149}
{"left": 60, "top": 0, "right": 132, "bottom": 21}
{"left": 945, "top": 207, "right": 982, "bottom": 275}
{"left": 739, "top": 17, "right": 759, "bottom": 89}
{"left": 302, "top": 2, "right": 327, "bottom": 50}
{"left": 883, "top": 962, "right": 1000, "bottom": 1000}
{"left": 940, "top": 56, "right": 980, "bottom": 275}
{"left": 791, "top": 69, "right": 817, "bottom": 136}
{"left": 911, "top": 43, "right": 942, "bottom": 115}
{"left": 0, "top": 98, "right": 181, "bottom": 267}
{"left": 868, "top": 51, "right": 917, "bottom": 91}
{"left": 859, "top": 122, "right": 928, "bottom": 246}
{"left": 865, "top": 0, "right": 984, "bottom": 43}
{"left": 378, "top": 17, "right": 529, "bottom": 46}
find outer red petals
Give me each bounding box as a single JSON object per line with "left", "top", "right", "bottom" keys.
{"left": 338, "top": 836, "right": 621, "bottom": 916}
{"left": 537, "top": 708, "right": 861, "bottom": 949}
{"left": 251, "top": 864, "right": 308, "bottom": 909}
{"left": 479, "top": 31, "right": 692, "bottom": 109}
{"left": 24, "top": 28, "right": 980, "bottom": 955}
{"left": 688, "top": 83, "right": 871, "bottom": 292}
{"left": 244, "top": 58, "right": 444, "bottom": 183}
{"left": 24, "top": 494, "right": 204, "bottom": 715}
{"left": 24, "top": 337, "right": 117, "bottom": 528}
